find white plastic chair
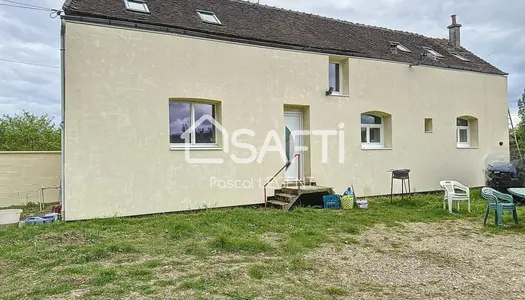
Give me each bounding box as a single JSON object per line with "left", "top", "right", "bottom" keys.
{"left": 439, "top": 180, "right": 470, "bottom": 213}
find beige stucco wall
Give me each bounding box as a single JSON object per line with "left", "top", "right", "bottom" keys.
{"left": 0, "top": 152, "right": 61, "bottom": 207}
{"left": 64, "top": 21, "right": 509, "bottom": 220}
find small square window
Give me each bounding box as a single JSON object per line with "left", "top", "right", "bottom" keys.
{"left": 124, "top": 0, "right": 149, "bottom": 13}
{"left": 197, "top": 11, "right": 222, "bottom": 24}
{"left": 425, "top": 118, "right": 433, "bottom": 133}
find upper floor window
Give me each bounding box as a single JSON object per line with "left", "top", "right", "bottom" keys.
{"left": 124, "top": 0, "right": 150, "bottom": 13}
{"left": 456, "top": 118, "right": 470, "bottom": 147}
{"left": 328, "top": 61, "right": 342, "bottom": 95}
{"left": 361, "top": 114, "right": 384, "bottom": 148}
{"left": 169, "top": 101, "right": 218, "bottom": 148}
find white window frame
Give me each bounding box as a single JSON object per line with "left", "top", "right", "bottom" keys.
{"left": 456, "top": 118, "right": 470, "bottom": 148}
{"left": 124, "top": 0, "right": 150, "bottom": 13}
{"left": 423, "top": 47, "right": 444, "bottom": 58}
{"left": 328, "top": 61, "right": 343, "bottom": 95}
{"left": 396, "top": 44, "right": 411, "bottom": 52}
{"left": 361, "top": 115, "right": 384, "bottom": 149}
{"left": 169, "top": 101, "right": 219, "bottom": 149}
{"left": 197, "top": 11, "right": 222, "bottom": 25}
{"left": 452, "top": 53, "right": 469, "bottom": 61}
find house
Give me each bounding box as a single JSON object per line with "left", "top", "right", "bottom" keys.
{"left": 60, "top": 0, "right": 509, "bottom": 220}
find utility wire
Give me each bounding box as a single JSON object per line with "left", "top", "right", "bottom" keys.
{"left": 0, "top": 3, "right": 49, "bottom": 10}
{"left": 0, "top": 0, "right": 51, "bottom": 10}
{"left": 0, "top": 58, "right": 60, "bottom": 69}
{"left": 0, "top": 0, "right": 62, "bottom": 17}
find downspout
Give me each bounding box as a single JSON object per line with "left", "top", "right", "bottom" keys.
{"left": 60, "top": 19, "right": 66, "bottom": 220}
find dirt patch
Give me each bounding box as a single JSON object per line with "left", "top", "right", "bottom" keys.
{"left": 306, "top": 220, "right": 525, "bottom": 299}
{"left": 34, "top": 231, "right": 87, "bottom": 244}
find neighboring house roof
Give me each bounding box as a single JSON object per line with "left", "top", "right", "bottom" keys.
{"left": 63, "top": 0, "right": 506, "bottom": 75}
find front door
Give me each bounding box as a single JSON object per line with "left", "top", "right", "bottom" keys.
{"left": 284, "top": 112, "right": 304, "bottom": 182}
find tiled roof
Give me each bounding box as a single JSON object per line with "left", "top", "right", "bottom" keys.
{"left": 63, "top": 0, "right": 506, "bottom": 75}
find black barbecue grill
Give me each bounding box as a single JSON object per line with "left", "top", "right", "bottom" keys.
{"left": 485, "top": 162, "right": 521, "bottom": 193}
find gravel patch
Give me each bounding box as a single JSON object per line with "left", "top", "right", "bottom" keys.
{"left": 307, "top": 220, "right": 525, "bottom": 299}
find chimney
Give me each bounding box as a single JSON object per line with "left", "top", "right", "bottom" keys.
{"left": 447, "top": 14, "right": 462, "bottom": 48}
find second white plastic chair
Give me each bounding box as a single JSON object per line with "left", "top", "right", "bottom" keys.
{"left": 439, "top": 180, "right": 470, "bottom": 213}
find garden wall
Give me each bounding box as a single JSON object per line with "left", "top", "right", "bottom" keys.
{"left": 0, "top": 152, "right": 61, "bottom": 207}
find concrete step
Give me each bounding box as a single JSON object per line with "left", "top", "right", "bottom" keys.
{"left": 279, "top": 187, "right": 300, "bottom": 195}
{"left": 282, "top": 181, "right": 317, "bottom": 187}
{"left": 267, "top": 200, "right": 288, "bottom": 209}
{"left": 275, "top": 193, "right": 296, "bottom": 203}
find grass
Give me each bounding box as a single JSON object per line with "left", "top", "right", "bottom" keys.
{"left": 1, "top": 190, "right": 524, "bottom": 299}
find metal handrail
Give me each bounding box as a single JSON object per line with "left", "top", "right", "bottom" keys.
{"left": 264, "top": 153, "right": 300, "bottom": 208}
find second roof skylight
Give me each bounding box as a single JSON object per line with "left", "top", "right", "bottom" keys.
{"left": 396, "top": 44, "right": 411, "bottom": 52}
{"left": 198, "top": 11, "right": 222, "bottom": 25}
{"left": 124, "top": 0, "right": 149, "bottom": 13}
{"left": 423, "top": 47, "right": 444, "bottom": 58}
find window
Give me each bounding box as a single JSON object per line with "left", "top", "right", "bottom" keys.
{"left": 361, "top": 114, "right": 384, "bottom": 148}
{"left": 456, "top": 118, "right": 470, "bottom": 147}
{"left": 396, "top": 44, "right": 411, "bottom": 52}
{"left": 328, "top": 62, "right": 342, "bottom": 95}
{"left": 425, "top": 118, "right": 433, "bottom": 133}
{"left": 389, "top": 41, "right": 411, "bottom": 53}
{"left": 124, "top": 0, "right": 149, "bottom": 13}
{"left": 423, "top": 47, "right": 443, "bottom": 58}
{"left": 197, "top": 11, "right": 222, "bottom": 24}
{"left": 169, "top": 101, "right": 217, "bottom": 147}
{"left": 452, "top": 53, "right": 469, "bottom": 61}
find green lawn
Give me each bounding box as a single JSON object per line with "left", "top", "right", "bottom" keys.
{"left": 0, "top": 191, "right": 523, "bottom": 299}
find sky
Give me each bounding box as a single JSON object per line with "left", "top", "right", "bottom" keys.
{"left": 0, "top": 0, "right": 524, "bottom": 125}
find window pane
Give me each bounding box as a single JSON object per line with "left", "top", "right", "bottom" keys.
{"left": 329, "top": 63, "right": 340, "bottom": 92}
{"left": 194, "top": 103, "right": 216, "bottom": 144}
{"left": 285, "top": 126, "right": 294, "bottom": 163}
{"left": 361, "top": 127, "right": 367, "bottom": 143}
{"left": 199, "top": 12, "right": 219, "bottom": 23}
{"left": 457, "top": 118, "right": 468, "bottom": 126}
{"left": 126, "top": 1, "right": 148, "bottom": 12}
{"left": 458, "top": 129, "right": 468, "bottom": 143}
{"left": 169, "top": 102, "right": 191, "bottom": 143}
{"left": 369, "top": 128, "right": 381, "bottom": 143}
{"left": 361, "top": 114, "right": 382, "bottom": 125}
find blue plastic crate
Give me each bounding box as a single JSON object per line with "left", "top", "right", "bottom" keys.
{"left": 24, "top": 215, "right": 56, "bottom": 225}
{"left": 323, "top": 194, "right": 341, "bottom": 209}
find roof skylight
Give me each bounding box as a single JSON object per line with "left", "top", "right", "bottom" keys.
{"left": 124, "top": 0, "right": 149, "bottom": 13}
{"left": 452, "top": 53, "right": 469, "bottom": 61}
{"left": 197, "top": 11, "right": 222, "bottom": 25}
{"left": 423, "top": 47, "right": 443, "bottom": 58}
{"left": 396, "top": 44, "right": 411, "bottom": 52}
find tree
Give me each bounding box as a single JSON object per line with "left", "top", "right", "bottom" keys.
{"left": 511, "top": 89, "right": 525, "bottom": 162}
{"left": 0, "top": 111, "right": 61, "bottom": 151}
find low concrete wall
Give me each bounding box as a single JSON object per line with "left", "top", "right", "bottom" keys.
{"left": 0, "top": 152, "right": 61, "bottom": 207}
